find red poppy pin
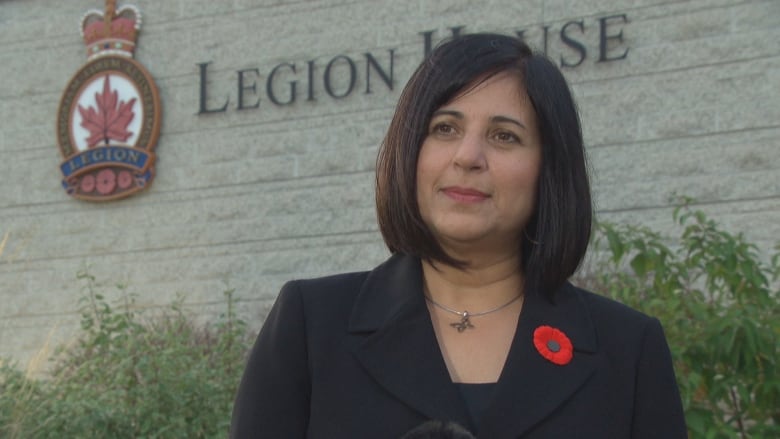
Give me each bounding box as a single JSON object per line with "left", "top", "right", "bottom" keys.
{"left": 533, "top": 325, "right": 573, "bottom": 365}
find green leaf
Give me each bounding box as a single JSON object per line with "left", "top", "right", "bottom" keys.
{"left": 630, "top": 253, "right": 650, "bottom": 276}
{"left": 604, "top": 225, "right": 625, "bottom": 262}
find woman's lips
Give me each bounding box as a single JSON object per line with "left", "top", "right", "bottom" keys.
{"left": 441, "top": 186, "right": 490, "bottom": 203}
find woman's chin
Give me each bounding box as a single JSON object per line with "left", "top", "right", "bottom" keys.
{"left": 435, "top": 228, "right": 517, "bottom": 254}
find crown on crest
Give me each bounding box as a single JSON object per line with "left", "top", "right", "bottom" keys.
{"left": 80, "top": 0, "right": 142, "bottom": 60}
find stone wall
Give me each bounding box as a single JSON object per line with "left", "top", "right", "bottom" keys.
{"left": 1, "top": 0, "right": 778, "bottom": 368}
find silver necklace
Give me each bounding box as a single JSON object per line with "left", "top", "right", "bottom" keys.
{"left": 424, "top": 293, "right": 522, "bottom": 332}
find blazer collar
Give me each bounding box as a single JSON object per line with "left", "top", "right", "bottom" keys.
{"left": 347, "top": 254, "right": 473, "bottom": 425}
{"left": 347, "top": 253, "right": 600, "bottom": 437}
{"left": 348, "top": 253, "right": 423, "bottom": 332}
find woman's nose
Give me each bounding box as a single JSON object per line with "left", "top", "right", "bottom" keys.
{"left": 452, "top": 133, "right": 487, "bottom": 171}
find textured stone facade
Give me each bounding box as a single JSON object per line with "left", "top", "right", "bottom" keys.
{"left": 1, "top": 0, "right": 778, "bottom": 368}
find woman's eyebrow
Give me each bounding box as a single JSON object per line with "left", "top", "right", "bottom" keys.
{"left": 491, "top": 115, "right": 526, "bottom": 129}
{"left": 431, "top": 109, "right": 463, "bottom": 119}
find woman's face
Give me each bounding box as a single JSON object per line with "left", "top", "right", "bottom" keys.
{"left": 415, "top": 71, "right": 542, "bottom": 257}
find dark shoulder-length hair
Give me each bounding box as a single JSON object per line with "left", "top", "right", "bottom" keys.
{"left": 375, "top": 32, "right": 592, "bottom": 299}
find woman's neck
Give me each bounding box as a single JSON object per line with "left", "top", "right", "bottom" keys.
{"left": 421, "top": 254, "right": 524, "bottom": 311}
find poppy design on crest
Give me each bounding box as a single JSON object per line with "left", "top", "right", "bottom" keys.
{"left": 533, "top": 325, "right": 573, "bottom": 366}
{"left": 56, "top": 0, "right": 161, "bottom": 201}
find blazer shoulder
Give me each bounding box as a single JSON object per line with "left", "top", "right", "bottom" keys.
{"left": 288, "top": 270, "right": 371, "bottom": 295}
{"left": 568, "top": 283, "right": 654, "bottom": 325}
{"left": 563, "top": 283, "right": 663, "bottom": 347}
{"left": 280, "top": 270, "right": 372, "bottom": 315}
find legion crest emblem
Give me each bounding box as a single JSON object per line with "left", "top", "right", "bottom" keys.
{"left": 56, "top": 0, "right": 161, "bottom": 201}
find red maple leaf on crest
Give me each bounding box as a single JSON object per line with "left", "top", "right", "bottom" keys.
{"left": 78, "top": 74, "right": 136, "bottom": 147}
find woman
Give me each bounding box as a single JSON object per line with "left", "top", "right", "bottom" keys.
{"left": 230, "top": 33, "right": 687, "bottom": 438}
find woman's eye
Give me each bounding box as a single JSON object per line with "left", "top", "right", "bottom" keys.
{"left": 494, "top": 131, "right": 521, "bottom": 144}
{"left": 431, "top": 122, "right": 456, "bottom": 136}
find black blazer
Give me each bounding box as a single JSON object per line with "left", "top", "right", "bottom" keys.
{"left": 230, "top": 254, "right": 687, "bottom": 438}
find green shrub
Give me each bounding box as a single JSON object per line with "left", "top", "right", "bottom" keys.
{"left": 0, "top": 272, "right": 251, "bottom": 439}
{"left": 583, "top": 204, "right": 779, "bottom": 438}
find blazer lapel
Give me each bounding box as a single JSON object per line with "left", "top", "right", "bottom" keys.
{"left": 479, "top": 284, "right": 599, "bottom": 437}
{"left": 346, "top": 254, "right": 472, "bottom": 426}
